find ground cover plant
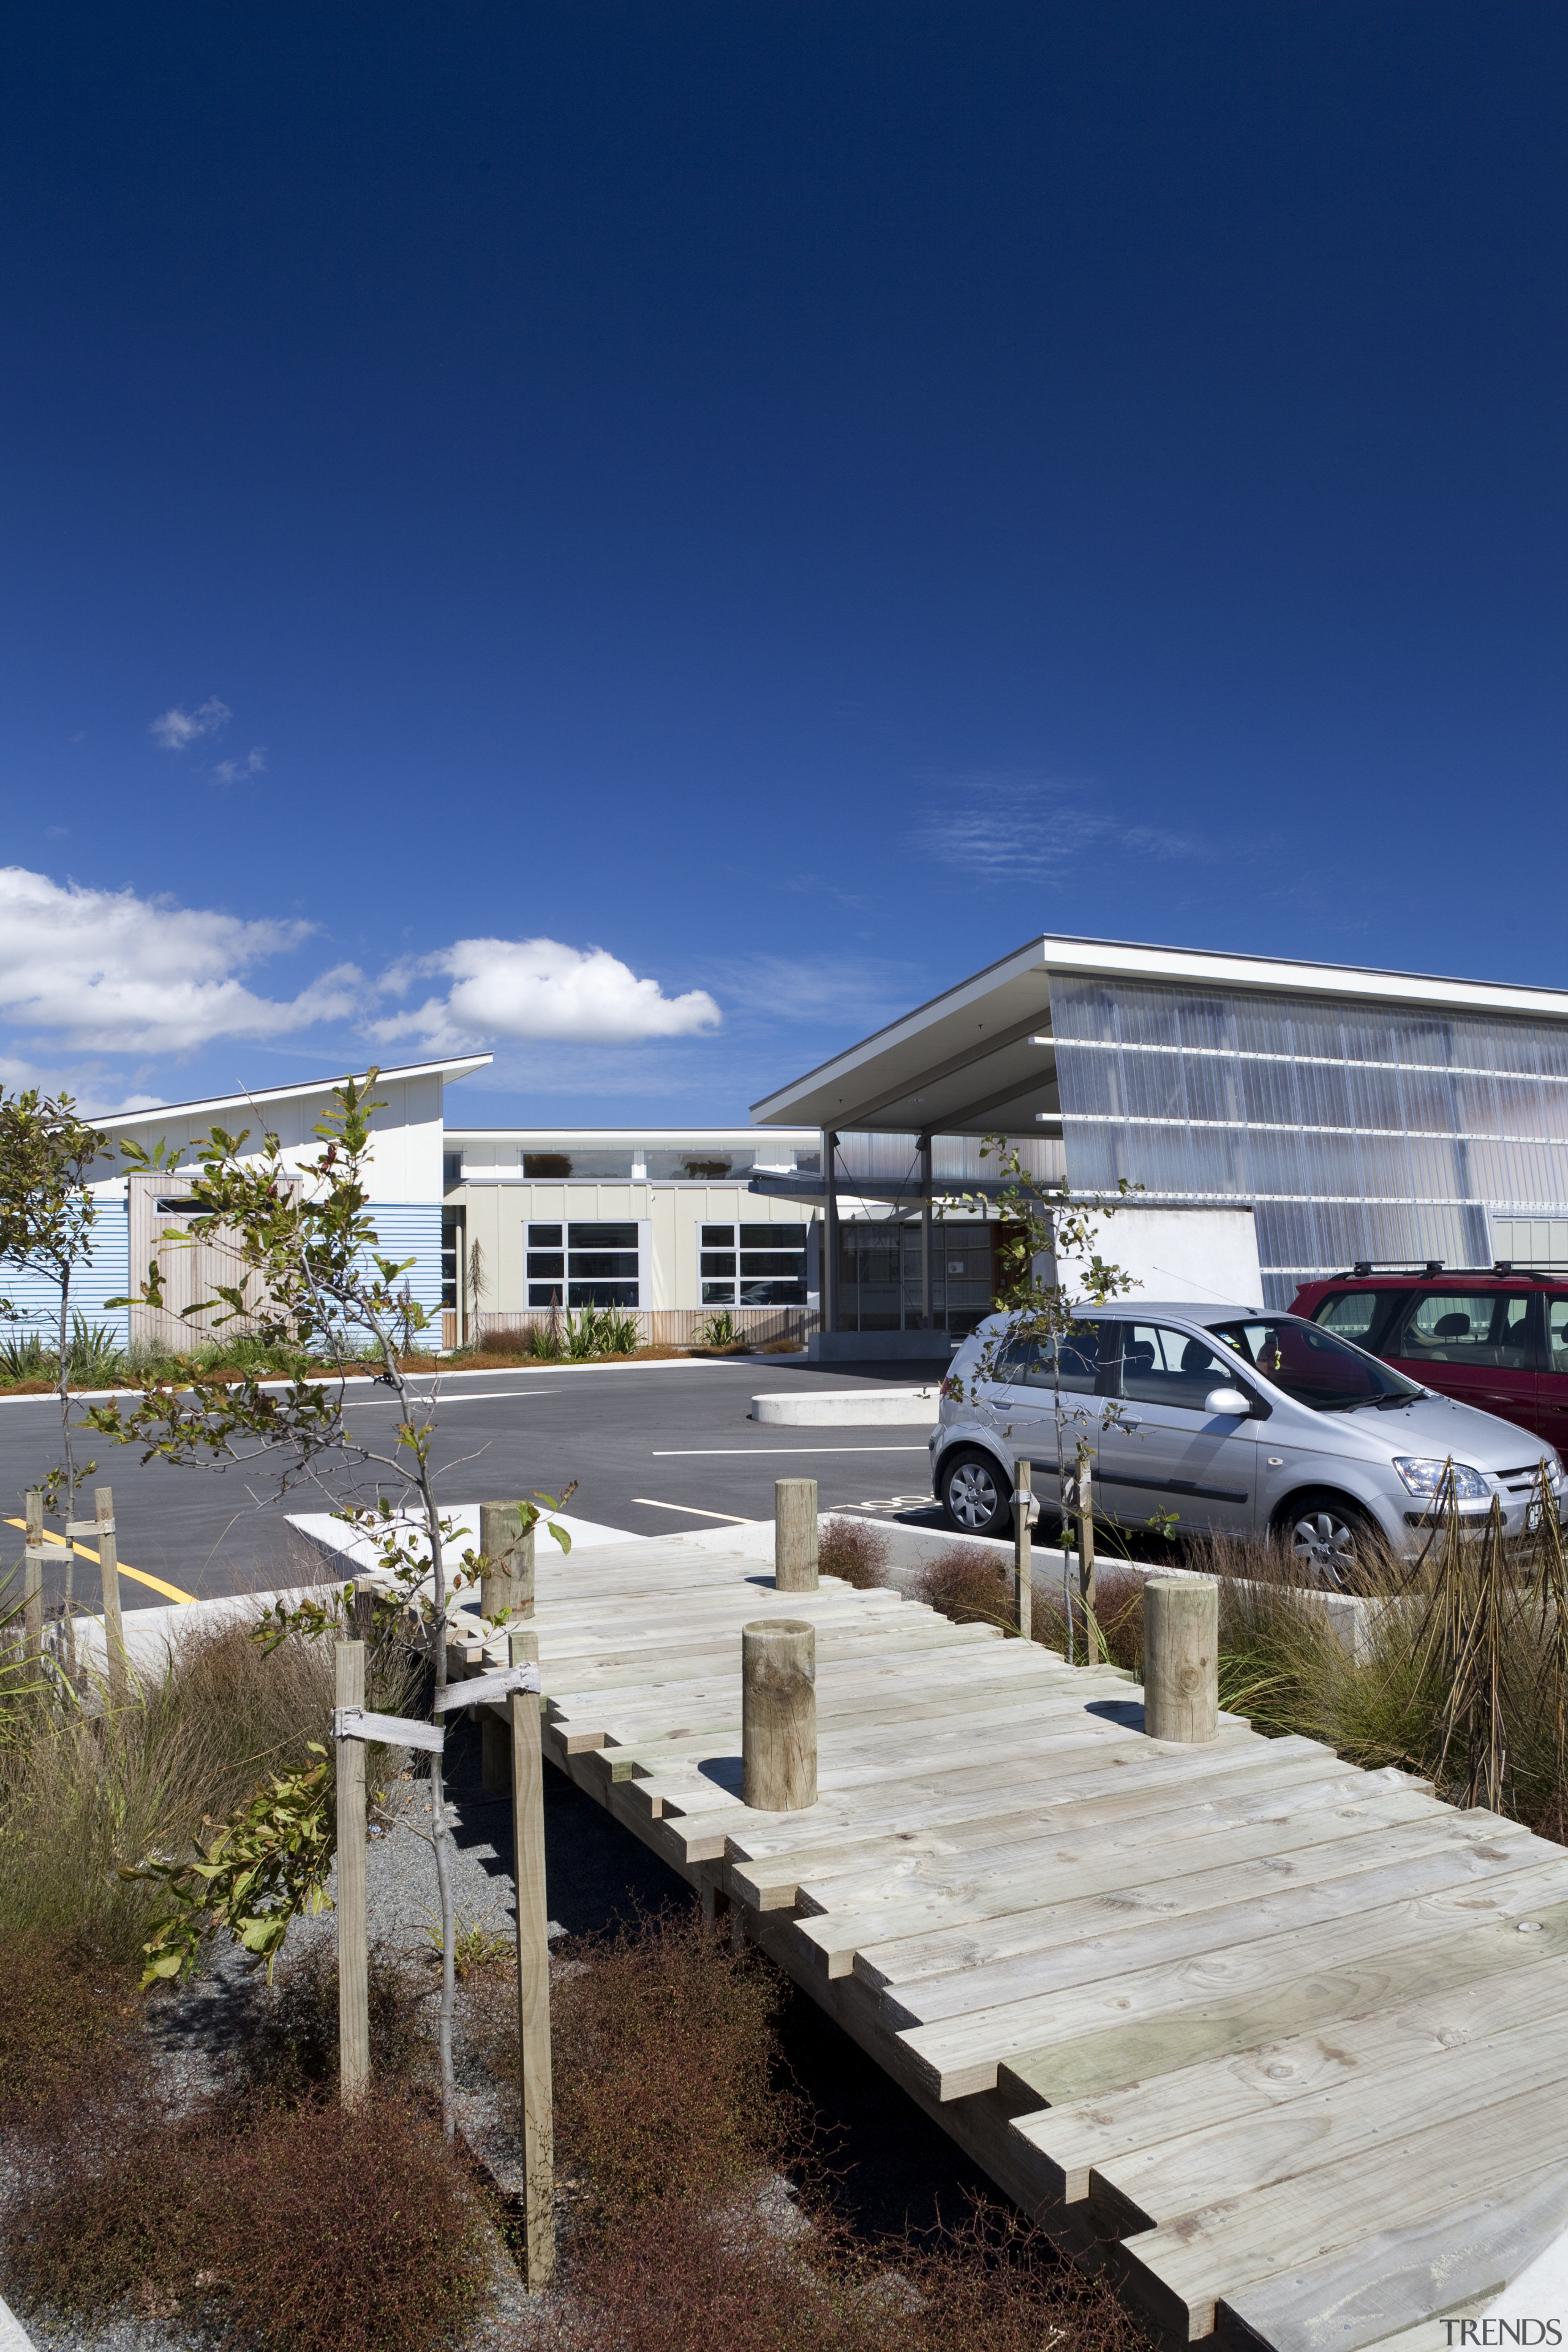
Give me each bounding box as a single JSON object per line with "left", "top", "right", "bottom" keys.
{"left": 458, "top": 1905, "right": 1151, "bottom": 2352}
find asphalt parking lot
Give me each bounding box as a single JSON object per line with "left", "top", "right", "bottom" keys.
{"left": 1, "top": 1353, "right": 954, "bottom": 1614}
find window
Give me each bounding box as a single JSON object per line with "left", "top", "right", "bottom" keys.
{"left": 443, "top": 1153, "right": 462, "bottom": 1187}
{"left": 1025, "top": 1326, "right": 1105, "bottom": 1395}
{"left": 527, "top": 1220, "right": 643, "bottom": 1306}
{"left": 440, "top": 1216, "right": 461, "bottom": 1311}
{"left": 1548, "top": 1297, "right": 1568, "bottom": 1373}
{"left": 522, "top": 1149, "right": 636, "bottom": 1180}
{"left": 1112, "top": 1324, "right": 1234, "bottom": 1410}
{"left": 1392, "top": 1291, "right": 1534, "bottom": 1371}
{"left": 646, "top": 1149, "right": 758, "bottom": 1182}
{"left": 1209, "top": 1316, "right": 1419, "bottom": 1409}
{"left": 698, "top": 1223, "right": 809, "bottom": 1306}
{"left": 1312, "top": 1290, "right": 1396, "bottom": 1343}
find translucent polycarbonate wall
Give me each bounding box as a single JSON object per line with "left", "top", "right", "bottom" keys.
{"left": 1052, "top": 977, "right": 1568, "bottom": 1307}
{"left": 834, "top": 1133, "right": 1065, "bottom": 1185}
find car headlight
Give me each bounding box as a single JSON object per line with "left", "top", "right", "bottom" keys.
{"left": 1394, "top": 1457, "right": 1490, "bottom": 1501}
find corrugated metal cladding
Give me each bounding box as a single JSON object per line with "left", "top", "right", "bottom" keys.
{"left": 4, "top": 1204, "right": 131, "bottom": 1342}
{"left": 356, "top": 1205, "right": 443, "bottom": 1330}
{"left": 1052, "top": 977, "right": 1568, "bottom": 1307}
{"left": 4, "top": 1204, "right": 442, "bottom": 1351}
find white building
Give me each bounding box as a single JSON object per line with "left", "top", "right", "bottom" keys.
{"left": 8, "top": 1055, "right": 489, "bottom": 1352}
{"left": 440, "top": 1126, "right": 823, "bottom": 1343}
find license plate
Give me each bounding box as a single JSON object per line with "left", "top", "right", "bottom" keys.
{"left": 1528, "top": 1502, "right": 1544, "bottom": 1532}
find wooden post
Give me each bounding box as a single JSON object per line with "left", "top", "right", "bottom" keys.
{"left": 22, "top": 1491, "right": 43, "bottom": 1664}
{"left": 742, "top": 1618, "right": 816, "bottom": 1811}
{"left": 352, "top": 1573, "right": 376, "bottom": 1645}
{"left": 508, "top": 1627, "right": 554, "bottom": 2290}
{"left": 774, "top": 1479, "right": 818, "bottom": 1592}
{"left": 480, "top": 1501, "right": 536, "bottom": 1621}
{"left": 1077, "top": 1440, "right": 1096, "bottom": 1629}
{"left": 1013, "top": 1458, "right": 1033, "bottom": 1642}
{"left": 334, "top": 1640, "right": 371, "bottom": 2106}
{"left": 1142, "top": 1577, "right": 1218, "bottom": 1744}
{"left": 96, "top": 1487, "right": 125, "bottom": 1702}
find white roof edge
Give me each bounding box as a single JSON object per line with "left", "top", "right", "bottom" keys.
{"left": 751, "top": 932, "right": 1568, "bottom": 1121}
{"left": 445, "top": 1125, "right": 821, "bottom": 1141}
{"left": 750, "top": 937, "right": 1049, "bottom": 1121}
{"left": 94, "top": 1054, "right": 494, "bottom": 1133}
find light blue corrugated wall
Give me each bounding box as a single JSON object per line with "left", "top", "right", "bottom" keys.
{"left": 358, "top": 1205, "right": 444, "bottom": 1338}
{"left": 0, "top": 1202, "right": 131, "bottom": 1344}
{"left": 2, "top": 1204, "right": 442, "bottom": 1352}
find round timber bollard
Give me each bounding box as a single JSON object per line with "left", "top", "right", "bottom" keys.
{"left": 774, "top": 1478, "right": 819, "bottom": 1592}
{"left": 1142, "top": 1577, "right": 1219, "bottom": 1744}
{"left": 742, "top": 1618, "right": 817, "bottom": 1811}
{"left": 480, "top": 1499, "right": 537, "bottom": 1621}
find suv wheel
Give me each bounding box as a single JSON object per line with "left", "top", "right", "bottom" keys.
{"left": 1274, "top": 1491, "right": 1378, "bottom": 1587}
{"left": 938, "top": 1448, "right": 1012, "bottom": 1539}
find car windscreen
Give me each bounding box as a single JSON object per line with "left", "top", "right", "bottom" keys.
{"left": 1207, "top": 1316, "right": 1423, "bottom": 1410}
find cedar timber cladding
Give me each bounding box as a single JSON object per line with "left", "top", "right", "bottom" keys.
{"left": 423, "top": 1533, "right": 1568, "bottom": 2351}
{"left": 125, "top": 1172, "right": 298, "bottom": 1351}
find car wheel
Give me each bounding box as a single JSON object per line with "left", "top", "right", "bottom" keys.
{"left": 938, "top": 1449, "right": 1013, "bottom": 1539}
{"left": 1273, "top": 1491, "right": 1379, "bottom": 1587}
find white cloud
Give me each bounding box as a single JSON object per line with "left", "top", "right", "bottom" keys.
{"left": 212, "top": 748, "right": 266, "bottom": 785}
{"left": 149, "top": 698, "right": 231, "bottom": 751}
{"left": 0, "top": 867, "right": 364, "bottom": 1054}
{"left": 373, "top": 938, "right": 722, "bottom": 1052}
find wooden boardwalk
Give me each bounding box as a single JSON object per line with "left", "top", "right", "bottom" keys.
{"left": 439, "top": 1535, "right": 1568, "bottom": 2351}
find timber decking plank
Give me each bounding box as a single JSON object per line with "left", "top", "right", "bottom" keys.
{"left": 1118, "top": 2071, "right": 1568, "bottom": 2340}
{"left": 898, "top": 1853, "right": 1568, "bottom": 2098}
{"left": 883, "top": 1827, "right": 1551, "bottom": 2029}
{"left": 793, "top": 1792, "right": 1468, "bottom": 1979}
{"left": 1012, "top": 1948, "right": 1568, "bottom": 2201}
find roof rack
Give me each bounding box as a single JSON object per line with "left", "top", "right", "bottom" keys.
{"left": 1334, "top": 1261, "right": 1568, "bottom": 1281}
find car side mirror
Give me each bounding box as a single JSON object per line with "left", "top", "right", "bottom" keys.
{"left": 1205, "top": 1387, "right": 1252, "bottom": 1417}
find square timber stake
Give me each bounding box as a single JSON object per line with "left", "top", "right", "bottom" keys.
{"left": 508, "top": 1627, "right": 554, "bottom": 2288}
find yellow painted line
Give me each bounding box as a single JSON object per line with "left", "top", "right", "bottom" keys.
{"left": 3, "top": 1521, "right": 195, "bottom": 1605}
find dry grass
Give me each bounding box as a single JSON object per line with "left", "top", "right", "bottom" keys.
{"left": 0, "top": 1615, "right": 372, "bottom": 1965}
{"left": 818, "top": 1517, "right": 892, "bottom": 1590}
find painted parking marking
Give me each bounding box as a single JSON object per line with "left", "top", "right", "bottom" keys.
{"left": 632, "top": 1499, "right": 756, "bottom": 1523}
{"left": 651, "top": 1446, "right": 932, "bottom": 1457}
{"left": 3, "top": 1520, "right": 195, "bottom": 1605}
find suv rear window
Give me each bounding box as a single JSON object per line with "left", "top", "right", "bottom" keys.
{"left": 1312, "top": 1289, "right": 1401, "bottom": 1343}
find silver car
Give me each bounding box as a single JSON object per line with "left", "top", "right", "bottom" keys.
{"left": 930, "top": 1302, "right": 1566, "bottom": 1575}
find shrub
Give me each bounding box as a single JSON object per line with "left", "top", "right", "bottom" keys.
{"left": 8, "top": 2090, "right": 490, "bottom": 2352}
{"left": 912, "top": 1547, "right": 1016, "bottom": 1635}
{"left": 0, "top": 1931, "right": 146, "bottom": 2143}
{"left": 225, "top": 1937, "right": 434, "bottom": 2102}
{"left": 818, "top": 1517, "right": 891, "bottom": 1590}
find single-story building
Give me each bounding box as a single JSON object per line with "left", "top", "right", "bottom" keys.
{"left": 8, "top": 1055, "right": 489, "bottom": 1353}
{"left": 751, "top": 932, "right": 1568, "bottom": 1352}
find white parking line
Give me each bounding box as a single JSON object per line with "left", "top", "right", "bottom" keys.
{"left": 651, "top": 1446, "right": 931, "bottom": 1457}
{"left": 633, "top": 1498, "right": 756, "bottom": 1523}
{"left": 401, "top": 1390, "right": 563, "bottom": 1405}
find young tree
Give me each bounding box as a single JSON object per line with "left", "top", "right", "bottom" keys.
{"left": 941, "top": 1136, "right": 1140, "bottom": 1652}
{"left": 0, "top": 1089, "right": 110, "bottom": 1627}
{"left": 88, "top": 1071, "right": 569, "bottom": 2135}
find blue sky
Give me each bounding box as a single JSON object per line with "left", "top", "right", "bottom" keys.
{"left": 1, "top": 4, "right": 1563, "bottom": 1127}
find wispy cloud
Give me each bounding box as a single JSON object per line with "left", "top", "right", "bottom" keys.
{"left": 919, "top": 772, "right": 1197, "bottom": 883}
{"left": 212, "top": 748, "right": 266, "bottom": 785}
{"left": 148, "top": 697, "right": 232, "bottom": 751}
{"left": 373, "top": 938, "right": 722, "bottom": 1053}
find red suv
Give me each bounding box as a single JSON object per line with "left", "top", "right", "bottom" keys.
{"left": 1289, "top": 1263, "right": 1568, "bottom": 1449}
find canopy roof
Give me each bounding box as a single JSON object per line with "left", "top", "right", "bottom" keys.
{"left": 750, "top": 934, "right": 1568, "bottom": 1136}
